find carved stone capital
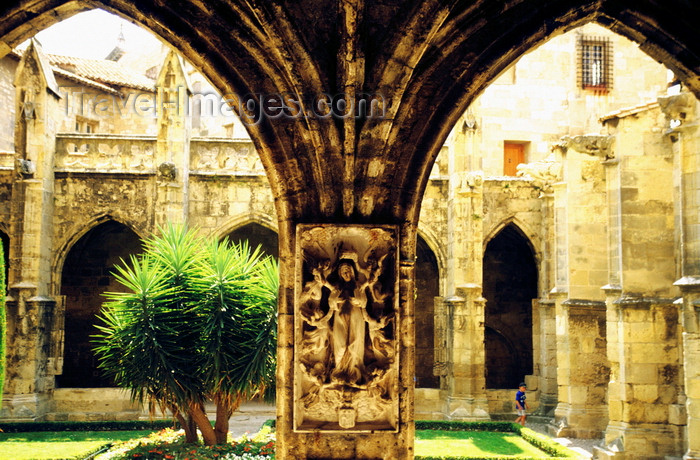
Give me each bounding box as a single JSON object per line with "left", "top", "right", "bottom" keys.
{"left": 157, "top": 161, "right": 177, "bottom": 181}
{"left": 455, "top": 171, "right": 483, "bottom": 193}
{"left": 15, "top": 158, "right": 34, "bottom": 177}
{"left": 658, "top": 92, "right": 695, "bottom": 124}
{"left": 556, "top": 135, "right": 614, "bottom": 159}
{"left": 516, "top": 154, "right": 562, "bottom": 194}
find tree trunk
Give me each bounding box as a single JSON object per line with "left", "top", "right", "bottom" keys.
{"left": 214, "top": 398, "right": 231, "bottom": 444}
{"left": 189, "top": 401, "right": 217, "bottom": 446}
{"left": 173, "top": 408, "right": 198, "bottom": 444}
{"left": 214, "top": 392, "right": 244, "bottom": 444}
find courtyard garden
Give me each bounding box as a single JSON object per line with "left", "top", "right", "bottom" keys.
{"left": 0, "top": 420, "right": 585, "bottom": 459}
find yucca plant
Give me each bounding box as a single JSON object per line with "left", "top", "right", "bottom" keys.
{"left": 191, "top": 238, "right": 275, "bottom": 443}
{"left": 93, "top": 224, "right": 278, "bottom": 446}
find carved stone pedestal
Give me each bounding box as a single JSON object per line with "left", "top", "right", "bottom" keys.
{"left": 278, "top": 224, "right": 412, "bottom": 459}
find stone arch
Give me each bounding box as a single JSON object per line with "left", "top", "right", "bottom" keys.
{"left": 484, "top": 217, "right": 541, "bottom": 264}
{"left": 51, "top": 213, "right": 145, "bottom": 295}
{"left": 218, "top": 213, "right": 278, "bottom": 238}
{"left": 55, "top": 219, "right": 142, "bottom": 388}
{"left": 0, "top": 1, "right": 697, "bottom": 227}
{"left": 221, "top": 220, "right": 279, "bottom": 260}
{"left": 414, "top": 233, "right": 440, "bottom": 388}
{"left": 482, "top": 223, "right": 538, "bottom": 389}
{"left": 417, "top": 226, "right": 446, "bottom": 297}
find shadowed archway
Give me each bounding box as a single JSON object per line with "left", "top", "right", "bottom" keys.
{"left": 483, "top": 224, "right": 537, "bottom": 389}
{"left": 57, "top": 220, "right": 141, "bottom": 388}
{"left": 415, "top": 234, "right": 439, "bottom": 388}
{"left": 223, "top": 222, "right": 279, "bottom": 260}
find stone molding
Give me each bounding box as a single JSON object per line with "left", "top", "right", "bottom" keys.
{"left": 611, "top": 295, "right": 678, "bottom": 309}
{"left": 561, "top": 298, "right": 606, "bottom": 315}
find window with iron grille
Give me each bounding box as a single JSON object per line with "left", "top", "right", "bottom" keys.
{"left": 577, "top": 35, "right": 613, "bottom": 92}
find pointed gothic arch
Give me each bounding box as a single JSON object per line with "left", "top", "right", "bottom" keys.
{"left": 415, "top": 233, "right": 440, "bottom": 388}
{"left": 56, "top": 219, "right": 141, "bottom": 388}
{"left": 223, "top": 221, "right": 279, "bottom": 260}
{"left": 483, "top": 223, "right": 538, "bottom": 389}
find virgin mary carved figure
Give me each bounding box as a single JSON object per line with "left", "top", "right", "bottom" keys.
{"left": 299, "top": 251, "right": 393, "bottom": 388}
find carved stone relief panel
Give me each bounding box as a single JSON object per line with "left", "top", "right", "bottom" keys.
{"left": 294, "top": 224, "right": 399, "bottom": 432}
{"left": 190, "top": 139, "right": 264, "bottom": 174}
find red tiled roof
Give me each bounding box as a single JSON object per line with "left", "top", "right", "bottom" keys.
{"left": 600, "top": 101, "right": 659, "bottom": 122}
{"left": 47, "top": 54, "right": 155, "bottom": 91}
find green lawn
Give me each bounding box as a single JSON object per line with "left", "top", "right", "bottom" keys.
{"left": 0, "top": 430, "right": 155, "bottom": 460}
{"left": 415, "top": 429, "right": 551, "bottom": 458}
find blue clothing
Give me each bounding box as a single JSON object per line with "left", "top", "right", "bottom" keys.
{"left": 515, "top": 390, "right": 526, "bottom": 409}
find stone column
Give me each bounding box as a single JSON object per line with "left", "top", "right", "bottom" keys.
{"left": 661, "top": 91, "right": 700, "bottom": 460}
{"left": 441, "top": 170, "right": 489, "bottom": 420}
{"left": 552, "top": 299, "right": 608, "bottom": 438}
{"left": 533, "top": 298, "right": 557, "bottom": 416}
{"left": 517, "top": 157, "right": 562, "bottom": 416}
{"left": 600, "top": 295, "right": 683, "bottom": 459}
{"left": 1, "top": 39, "right": 60, "bottom": 420}
{"left": 549, "top": 137, "right": 611, "bottom": 438}
{"left": 444, "top": 285, "right": 489, "bottom": 420}
{"left": 595, "top": 101, "right": 684, "bottom": 459}
{"left": 675, "top": 280, "right": 700, "bottom": 460}
{"left": 154, "top": 50, "right": 191, "bottom": 226}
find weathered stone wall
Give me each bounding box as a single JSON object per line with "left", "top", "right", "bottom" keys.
{"left": 188, "top": 175, "right": 275, "bottom": 234}
{"left": 474, "top": 23, "right": 669, "bottom": 176}
{"left": 55, "top": 81, "right": 157, "bottom": 136}
{"left": 483, "top": 179, "right": 541, "bottom": 253}
{"left": 53, "top": 174, "right": 155, "bottom": 245}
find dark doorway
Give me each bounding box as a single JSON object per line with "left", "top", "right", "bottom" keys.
{"left": 483, "top": 224, "right": 537, "bottom": 389}
{"left": 415, "top": 235, "right": 439, "bottom": 388}
{"left": 224, "top": 222, "right": 278, "bottom": 260}
{"left": 57, "top": 221, "right": 141, "bottom": 388}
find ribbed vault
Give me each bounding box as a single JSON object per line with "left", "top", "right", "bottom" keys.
{"left": 1, "top": 0, "right": 697, "bottom": 230}
{"left": 2, "top": 2, "right": 698, "bottom": 456}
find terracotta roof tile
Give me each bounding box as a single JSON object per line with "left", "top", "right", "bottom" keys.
{"left": 47, "top": 54, "right": 155, "bottom": 91}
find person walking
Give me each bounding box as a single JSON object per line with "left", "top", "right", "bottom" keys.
{"left": 515, "top": 382, "right": 529, "bottom": 426}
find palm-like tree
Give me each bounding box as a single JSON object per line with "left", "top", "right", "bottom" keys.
{"left": 93, "top": 224, "right": 278, "bottom": 445}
